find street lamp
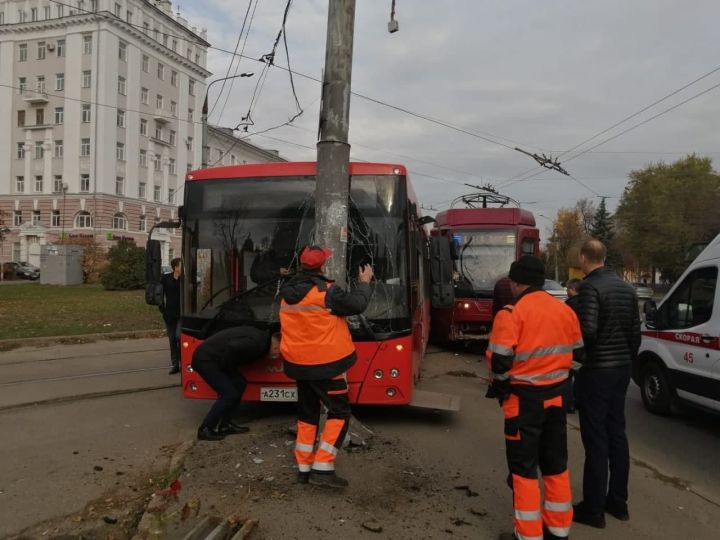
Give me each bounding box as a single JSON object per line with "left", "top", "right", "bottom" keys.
{"left": 201, "top": 72, "right": 254, "bottom": 168}
{"left": 0, "top": 226, "right": 10, "bottom": 282}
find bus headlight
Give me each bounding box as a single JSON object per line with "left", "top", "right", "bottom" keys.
{"left": 189, "top": 383, "right": 198, "bottom": 392}
{"left": 390, "top": 368, "right": 400, "bottom": 378}
{"left": 386, "top": 388, "right": 397, "bottom": 397}
{"left": 374, "top": 369, "right": 383, "bottom": 379}
{"left": 186, "top": 364, "right": 194, "bottom": 373}
{"left": 183, "top": 341, "right": 189, "bottom": 349}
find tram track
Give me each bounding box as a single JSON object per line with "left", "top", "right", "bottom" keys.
{"left": 0, "top": 347, "right": 167, "bottom": 367}
{"left": 0, "top": 365, "right": 170, "bottom": 387}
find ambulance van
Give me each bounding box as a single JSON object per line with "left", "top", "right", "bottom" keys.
{"left": 637, "top": 234, "right": 720, "bottom": 415}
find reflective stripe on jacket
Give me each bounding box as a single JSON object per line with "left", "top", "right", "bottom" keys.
{"left": 487, "top": 290, "right": 583, "bottom": 387}
{"left": 279, "top": 285, "right": 355, "bottom": 370}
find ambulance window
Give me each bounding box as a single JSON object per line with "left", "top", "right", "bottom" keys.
{"left": 660, "top": 266, "right": 717, "bottom": 329}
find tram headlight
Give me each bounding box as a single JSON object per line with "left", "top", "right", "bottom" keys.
{"left": 463, "top": 303, "right": 470, "bottom": 309}
{"left": 373, "top": 369, "right": 384, "bottom": 379}
{"left": 390, "top": 368, "right": 400, "bottom": 378}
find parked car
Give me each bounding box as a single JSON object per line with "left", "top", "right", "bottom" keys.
{"left": 632, "top": 282, "right": 654, "bottom": 300}
{"left": 543, "top": 279, "right": 568, "bottom": 301}
{"left": 17, "top": 262, "right": 40, "bottom": 280}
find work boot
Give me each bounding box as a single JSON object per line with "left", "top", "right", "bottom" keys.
{"left": 605, "top": 499, "right": 630, "bottom": 521}
{"left": 197, "top": 426, "right": 224, "bottom": 441}
{"left": 168, "top": 364, "right": 180, "bottom": 375}
{"left": 573, "top": 502, "right": 606, "bottom": 528}
{"left": 297, "top": 471, "right": 310, "bottom": 484}
{"left": 543, "top": 526, "right": 569, "bottom": 540}
{"left": 308, "top": 471, "right": 349, "bottom": 489}
{"left": 217, "top": 420, "right": 250, "bottom": 435}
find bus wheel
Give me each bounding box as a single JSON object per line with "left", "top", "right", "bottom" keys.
{"left": 641, "top": 361, "right": 673, "bottom": 416}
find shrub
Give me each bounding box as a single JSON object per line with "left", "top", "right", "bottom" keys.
{"left": 101, "top": 240, "right": 146, "bottom": 290}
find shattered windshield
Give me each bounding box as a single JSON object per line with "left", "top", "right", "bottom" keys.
{"left": 182, "top": 175, "right": 410, "bottom": 338}
{"left": 452, "top": 229, "right": 516, "bottom": 296}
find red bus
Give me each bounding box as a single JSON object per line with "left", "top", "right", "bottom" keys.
{"left": 148, "top": 162, "right": 455, "bottom": 407}
{"left": 430, "top": 202, "right": 539, "bottom": 344}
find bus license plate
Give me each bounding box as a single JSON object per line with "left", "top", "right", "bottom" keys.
{"left": 260, "top": 387, "right": 297, "bottom": 402}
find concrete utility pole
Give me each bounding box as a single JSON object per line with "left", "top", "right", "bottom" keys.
{"left": 315, "top": 0, "right": 356, "bottom": 286}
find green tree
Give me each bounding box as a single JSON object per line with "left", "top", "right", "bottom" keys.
{"left": 590, "top": 197, "right": 622, "bottom": 270}
{"left": 101, "top": 240, "right": 146, "bottom": 290}
{"left": 616, "top": 155, "right": 720, "bottom": 281}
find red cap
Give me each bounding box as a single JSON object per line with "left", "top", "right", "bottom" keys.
{"left": 300, "top": 246, "right": 333, "bottom": 270}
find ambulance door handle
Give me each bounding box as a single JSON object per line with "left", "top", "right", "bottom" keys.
{"left": 701, "top": 334, "right": 713, "bottom": 343}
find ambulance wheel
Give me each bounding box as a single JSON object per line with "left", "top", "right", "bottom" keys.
{"left": 641, "top": 361, "right": 672, "bottom": 416}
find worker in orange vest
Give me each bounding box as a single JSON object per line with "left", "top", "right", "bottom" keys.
{"left": 487, "top": 255, "right": 584, "bottom": 540}
{"left": 279, "top": 246, "right": 373, "bottom": 489}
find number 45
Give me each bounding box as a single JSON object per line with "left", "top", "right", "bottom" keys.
{"left": 683, "top": 352, "right": 694, "bottom": 364}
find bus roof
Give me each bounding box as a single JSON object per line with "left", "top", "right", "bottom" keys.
{"left": 186, "top": 162, "right": 408, "bottom": 181}
{"left": 434, "top": 207, "right": 537, "bottom": 228}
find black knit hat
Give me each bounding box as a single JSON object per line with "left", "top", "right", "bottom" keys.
{"left": 509, "top": 255, "right": 545, "bottom": 287}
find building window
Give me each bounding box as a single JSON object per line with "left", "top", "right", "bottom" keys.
{"left": 55, "top": 107, "right": 64, "bottom": 124}
{"left": 35, "top": 142, "right": 44, "bottom": 159}
{"left": 170, "top": 101, "right": 177, "bottom": 117}
{"left": 142, "top": 55, "right": 149, "bottom": 73}
{"left": 14, "top": 211, "right": 22, "bottom": 226}
{"left": 139, "top": 182, "right": 146, "bottom": 199}
{"left": 80, "top": 138, "right": 91, "bottom": 156}
{"left": 80, "top": 174, "right": 90, "bottom": 192}
{"left": 18, "top": 77, "right": 27, "bottom": 93}
{"left": 112, "top": 212, "right": 128, "bottom": 229}
{"left": 31, "top": 7, "right": 38, "bottom": 21}
{"left": 154, "top": 154, "right": 161, "bottom": 171}
{"left": 18, "top": 43, "right": 27, "bottom": 62}
{"left": 169, "top": 158, "right": 176, "bottom": 175}
{"left": 32, "top": 210, "right": 41, "bottom": 226}
{"left": 82, "top": 70, "right": 91, "bottom": 88}
{"left": 170, "top": 69, "right": 179, "bottom": 86}
{"left": 56, "top": 73, "right": 65, "bottom": 91}
{"left": 44, "top": 6, "right": 52, "bottom": 20}
{"left": 118, "top": 42, "right": 127, "bottom": 62}
{"left": 75, "top": 211, "right": 92, "bottom": 228}
{"left": 195, "top": 53, "right": 200, "bottom": 65}
{"left": 154, "top": 126, "right": 162, "bottom": 140}
{"left": 168, "top": 187, "right": 175, "bottom": 202}
{"left": 140, "top": 118, "right": 148, "bottom": 136}
{"left": 18, "top": 10, "right": 26, "bottom": 23}
{"left": 188, "top": 108, "right": 193, "bottom": 122}
{"left": 156, "top": 94, "right": 163, "bottom": 109}
{"left": 53, "top": 176, "right": 63, "bottom": 193}
{"left": 139, "top": 215, "right": 146, "bottom": 232}
{"left": 189, "top": 79, "right": 195, "bottom": 96}
{"left": 114, "top": 3, "right": 121, "bottom": 17}
{"left": 17, "top": 110, "right": 25, "bottom": 127}
{"left": 187, "top": 163, "right": 193, "bottom": 173}
{"left": 116, "top": 142, "right": 125, "bottom": 161}
{"left": 16, "top": 176, "right": 24, "bottom": 192}
{"left": 141, "top": 87, "right": 148, "bottom": 104}
{"left": 170, "top": 39, "right": 176, "bottom": 51}
{"left": 115, "top": 177, "right": 124, "bottom": 195}
{"left": 36, "top": 108, "right": 44, "bottom": 125}
{"left": 51, "top": 211, "right": 61, "bottom": 227}
{"left": 169, "top": 130, "right": 176, "bottom": 146}
{"left": 117, "top": 109, "right": 125, "bottom": 128}
{"left": 56, "top": 5, "right": 64, "bottom": 17}
{"left": 186, "top": 137, "right": 193, "bottom": 151}
{"left": 37, "top": 42, "right": 46, "bottom": 60}
{"left": 90, "top": 0, "right": 97, "bottom": 12}
{"left": 153, "top": 185, "right": 161, "bottom": 202}
{"left": 16, "top": 142, "right": 25, "bottom": 158}
{"left": 1, "top": 12, "right": 6, "bottom": 24}
{"left": 36, "top": 76, "right": 46, "bottom": 93}
{"left": 139, "top": 150, "right": 147, "bottom": 167}
{"left": 54, "top": 140, "right": 63, "bottom": 158}
{"left": 157, "top": 62, "right": 164, "bottom": 80}
{"left": 126, "top": 10, "right": 132, "bottom": 23}
{"left": 143, "top": 22, "right": 149, "bottom": 34}
{"left": 34, "top": 175, "right": 43, "bottom": 191}
{"left": 83, "top": 35, "right": 92, "bottom": 54}
{"left": 81, "top": 104, "right": 91, "bottom": 123}
{"left": 118, "top": 76, "right": 126, "bottom": 95}
{"left": 57, "top": 39, "right": 65, "bottom": 57}
{"left": 162, "top": 33, "right": 168, "bottom": 47}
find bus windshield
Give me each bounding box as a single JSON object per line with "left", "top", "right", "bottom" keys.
{"left": 182, "top": 175, "right": 410, "bottom": 338}
{"left": 452, "top": 229, "right": 516, "bottom": 296}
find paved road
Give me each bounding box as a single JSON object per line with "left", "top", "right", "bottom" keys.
{"left": 1, "top": 339, "right": 719, "bottom": 538}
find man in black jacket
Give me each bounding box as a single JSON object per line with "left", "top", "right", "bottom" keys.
{"left": 161, "top": 258, "right": 183, "bottom": 374}
{"left": 192, "top": 326, "right": 279, "bottom": 441}
{"left": 573, "top": 239, "right": 641, "bottom": 528}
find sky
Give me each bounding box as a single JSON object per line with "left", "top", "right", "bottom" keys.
{"left": 180, "top": 0, "right": 720, "bottom": 241}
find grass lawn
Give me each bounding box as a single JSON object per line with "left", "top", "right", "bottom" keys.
{"left": 0, "top": 283, "right": 165, "bottom": 340}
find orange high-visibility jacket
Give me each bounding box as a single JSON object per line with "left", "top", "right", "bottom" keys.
{"left": 487, "top": 290, "right": 583, "bottom": 387}
{"left": 280, "top": 286, "right": 355, "bottom": 369}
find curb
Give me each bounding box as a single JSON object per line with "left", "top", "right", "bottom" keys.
{"left": 0, "top": 329, "right": 166, "bottom": 352}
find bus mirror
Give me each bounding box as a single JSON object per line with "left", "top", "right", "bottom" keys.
{"left": 429, "top": 236, "right": 455, "bottom": 308}
{"left": 145, "top": 239, "right": 163, "bottom": 306}
{"left": 417, "top": 216, "right": 436, "bottom": 226}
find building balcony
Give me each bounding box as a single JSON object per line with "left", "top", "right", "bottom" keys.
{"left": 154, "top": 110, "right": 170, "bottom": 123}
{"left": 24, "top": 123, "right": 52, "bottom": 131}
{"left": 23, "top": 92, "right": 50, "bottom": 104}
{"left": 150, "top": 136, "right": 170, "bottom": 147}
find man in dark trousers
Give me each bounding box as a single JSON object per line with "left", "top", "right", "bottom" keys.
{"left": 279, "top": 246, "right": 373, "bottom": 489}
{"left": 564, "top": 278, "right": 583, "bottom": 413}
{"left": 487, "top": 256, "right": 583, "bottom": 540}
{"left": 160, "top": 258, "right": 183, "bottom": 374}
{"left": 573, "top": 239, "right": 640, "bottom": 528}
{"left": 192, "top": 326, "right": 279, "bottom": 441}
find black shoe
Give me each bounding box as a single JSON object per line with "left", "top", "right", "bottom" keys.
{"left": 197, "top": 426, "right": 224, "bottom": 441}
{"left": 566, "top": 405, "right": 576, "bottom": 414}
{"left": 605, "top": 499, "right": 630, "bottom": 521}
{"left": 543, "top": 527, "right": 568, "bottom": 540}
{"left": 217, "top": 421, "right": 250, "bottom": 435}
{"left": 309, "top": 471, "right": 349, "bottom": 489}
{"left": 168, "top": 365, "right": 180, "bottom": 375}
{"left": 573, "top": 502, "right": 606, "bottom": 528}
{"left": 297, "top": 471, "right": 310, "bottom": 484}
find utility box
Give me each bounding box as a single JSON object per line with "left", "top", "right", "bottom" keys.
{"left": 41, "top": 245, "right": 84, "bottom": 285}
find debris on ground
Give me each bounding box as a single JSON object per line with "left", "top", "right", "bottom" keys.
{"left": 361, "top": 519, "right": 383, "bottom": 533}
{"left": 445, "top": 370, "right": 479, "bottom": 378}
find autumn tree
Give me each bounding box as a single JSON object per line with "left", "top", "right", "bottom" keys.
{"left": 546, "top": 208, "right": 586, "bottom": 281}
{"left": 575, "top": 198, "right": 596, "bottom": 235}
{"left": 615, "top": 155, "right": 720, "bottom": 281}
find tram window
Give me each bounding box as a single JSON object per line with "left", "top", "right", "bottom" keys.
{"left": 521, "top": 238, "right": 535, "bottom": 256}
